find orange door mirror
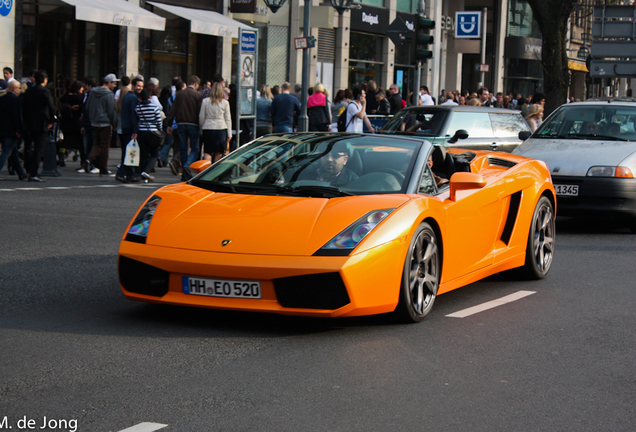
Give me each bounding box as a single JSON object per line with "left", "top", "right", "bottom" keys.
{"left": 449, "top": 172, "right": 487, "bottom": 201}
{"left": 189, "top": 160, "right": 211, "bottom": 174}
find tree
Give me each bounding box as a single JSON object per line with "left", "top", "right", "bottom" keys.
{"left": 527, "top": 0, "right": 579, "bottom": 115}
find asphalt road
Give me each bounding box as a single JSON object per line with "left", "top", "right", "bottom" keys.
{"left": 1, "top": 155, "right": 635, "bottom": 431}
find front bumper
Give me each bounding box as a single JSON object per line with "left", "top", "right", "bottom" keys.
{"left": 118, "top": 236, "right": 408, "bottom": 318}
{"left": 553, "top": 175, "right": 636, "bottom": 219}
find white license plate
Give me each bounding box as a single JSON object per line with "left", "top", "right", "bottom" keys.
{"left": 182, "top": 276, "right": 261, "bottom": 299}
{"left": 555, "top": 184, "right": 579, "bottom": 196}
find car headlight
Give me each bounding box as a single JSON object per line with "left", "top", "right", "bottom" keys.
{"left": 586, "top": 166, "right": 634, "bottom": 178}
{"left": 314, "top": 209, "right": 394, "bottom": 256}
{"left": 125, "top": 196, "right": 161, "bottom": 243}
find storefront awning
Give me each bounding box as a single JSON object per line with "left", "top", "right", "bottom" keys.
{"left": 148, "top": 2, "right": 255, "bottom": 38}
{"left": 568, "top": 60, "right": 589, "bottom": 72}
{"left": 60, "top": 0, "right": 166, "bottom": 31}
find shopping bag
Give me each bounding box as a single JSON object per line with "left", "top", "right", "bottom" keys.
{"left": 123, "top": 139, "right": 140, "bottom": 167}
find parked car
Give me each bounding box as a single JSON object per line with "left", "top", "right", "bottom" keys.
{"left": 514, "top": 99, "right": 636, "bottom": 232}
{"left": 119, "top": 132, "right": 555, "bottom": 323}
{"left": 379, "top": 106, "right": 531, "bottom": 152}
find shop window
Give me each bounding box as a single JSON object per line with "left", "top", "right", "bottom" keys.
{"left": 396, "top": 0, "right": 417, "bottom": 13}
{"left": 395, "top": 41, "right": 413, "bottom": 66}
{"left": 350, "top": 32, "right": 383, "bottom": 62}
{"left": 359, "top": 0, "right": 385, "bottom": 7}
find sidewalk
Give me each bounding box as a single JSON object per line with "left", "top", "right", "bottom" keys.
{"left": 2, "top": 147, "right": 184, "bottom": 186}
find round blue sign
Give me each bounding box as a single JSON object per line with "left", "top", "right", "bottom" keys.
{"left": 0, "top": 0, "right": 13, "bottom": 17}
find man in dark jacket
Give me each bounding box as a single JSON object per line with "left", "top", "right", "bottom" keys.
{"left": 0, "top": 80, "right": 27, "bottom": 181}
{"left": 22, "top": 70, "right": 55, "bottom": 182}
{"left": 166, "top": 75, "right": 202, "bottom": 180}
{"left": 83, "top": 73, "right": 118, "bottom": 175}
{"left": 388, "top": 84, "right": 404, "bottom": 115}
{"left": 271, "top": 82, "right": 300, "bottom": 133}
{"left": 115, "top": 76, "right": 144, "bottom": 182}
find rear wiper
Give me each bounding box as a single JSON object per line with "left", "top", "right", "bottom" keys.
{"left": 277, "top": 185, "right": 354, "bottom": 198}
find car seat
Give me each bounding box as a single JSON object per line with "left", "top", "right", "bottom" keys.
{"left": 431, "top": 146, "right": 455, "bottom": 180}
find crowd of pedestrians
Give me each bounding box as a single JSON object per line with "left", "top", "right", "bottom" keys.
{"left": 0, "top": 64, "right": 559, "bottom": 182}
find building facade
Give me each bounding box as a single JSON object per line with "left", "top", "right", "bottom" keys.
{"left": 4, "top": 0, "right": 629, "bottom": 106}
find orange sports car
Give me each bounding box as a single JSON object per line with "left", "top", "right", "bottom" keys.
{"left": 118, "top": 133, "right": 556, "bottom": 322}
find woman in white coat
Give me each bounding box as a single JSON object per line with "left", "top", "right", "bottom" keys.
{"left": 199, "top": 82, "right": 232, "bottom": 162}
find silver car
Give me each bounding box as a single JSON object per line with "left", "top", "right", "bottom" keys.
{"left": 379, "top": 106, "right": 531, "bottom": 152}
{"left": 514, "top": 100, "right": 636, "bottom": 232}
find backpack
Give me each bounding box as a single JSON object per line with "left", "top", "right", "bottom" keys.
{"left": 337, "top": 102, "right": 355, "bottom": 132}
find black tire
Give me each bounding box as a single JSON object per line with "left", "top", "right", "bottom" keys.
{"left": 395, "top": 222, "right": 440, "bottom": 323}
{"left": 522, "top": 196, "right": 555, "bottom": 279}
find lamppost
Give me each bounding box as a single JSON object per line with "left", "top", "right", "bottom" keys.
{"left": 263, "top": 0, "right": 359, "bottom": 131}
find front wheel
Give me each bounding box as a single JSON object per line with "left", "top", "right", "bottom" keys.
{"left": 395, "top": 222, "right": 440, "bottom": 323}
{"left": 522, "top": 196, "right": 555, "bottom": 279}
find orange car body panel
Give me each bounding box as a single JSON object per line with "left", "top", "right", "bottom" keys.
{"left": 119, "top": 149, "right": 555, "bottom": 317}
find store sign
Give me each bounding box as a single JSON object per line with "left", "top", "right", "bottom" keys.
{"left": 504, "top": 36, "right": 542, "bottom": 60}
{"left": 1, "top": 0, "right": 13, "bottom": 17}
{"left": 396, "top": 12, "right": 416, "bottom": 38}
{"left": 230, "top": 0, "right": 256, "bottom": 14}
{"left": 351, "top": 5, "right": 388, "bottom": 35}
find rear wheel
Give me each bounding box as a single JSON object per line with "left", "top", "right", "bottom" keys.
{"left": 395, "top": 222, "right": 440, "bottom": 323}
{"left": 522, "top": 196, "right": 555, "bottom": 279}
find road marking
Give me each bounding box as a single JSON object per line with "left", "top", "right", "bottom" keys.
{"left": 0, "top": 184, "right": 164, "bottom": 192}
{"left": 446, "top": 290, "right": 536, "bottom": 318}
{"left": 117, "top": 422, "right": 168, "bottom": 432}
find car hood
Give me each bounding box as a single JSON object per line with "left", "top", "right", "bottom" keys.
{"left": 514, "top": 138, "right": 636, "bottom": 176}
{"left": 143, "top": 184, "right": 411, "bottom": 256}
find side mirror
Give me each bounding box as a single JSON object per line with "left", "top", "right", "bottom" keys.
{"left": 448, "top": 129, "right": 469, "bottom": 143}
{"left": 519, "top": 130, "right": 532, "bottom": 141}
{"left": 189, "top": 160, "right": 211, "bottom": 174}
{"left": 448, "top": 172, "right": 487, "bottom": 201}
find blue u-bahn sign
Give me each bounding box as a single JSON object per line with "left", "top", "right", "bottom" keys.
{"left": 455, "top": 11, "right": 481, "bottom": 38}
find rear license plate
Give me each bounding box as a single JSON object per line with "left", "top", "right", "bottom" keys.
{"left": 183, "top": 276, "right": 261, "bottom": 299}
{"left": 555, "top": 184, "right": 579, "bottom": 196}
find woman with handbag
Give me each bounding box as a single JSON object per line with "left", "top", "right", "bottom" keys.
{"left": 199, "top": 82, "right": 232, "bottom": 162}
{"left": 134, "top": 89, "right": 164, "bottom": 182}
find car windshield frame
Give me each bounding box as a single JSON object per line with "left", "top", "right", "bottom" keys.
{"left": 534, "top": 103, "right": 636, "bottom": 141}
{"left": 189, "top": 133, "right": 427, "bottom": 197}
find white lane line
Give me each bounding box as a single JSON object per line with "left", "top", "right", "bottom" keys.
{"left": 117, "top": 422, "right": 168, "bottom": 432}
{"left": 446, "top": 290, "right": 536, "bottom": 318}
{"left": 45, "top": 187, "right": 71, "bottom": 190}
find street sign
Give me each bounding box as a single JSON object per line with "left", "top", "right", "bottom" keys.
{"left": 590, "top": 60, "right": 636, "bottom": 78}
{"left": 387, "top": 16, "right": 411, "bottom": 47}
{"left": 455, "top": 11, "right": 480, "bottom": 38}
{"left": 294, "top": 37, "right": 308, "bottom": 49}
{"left": 479, "top": 64, "right": 490, "bottom": 72}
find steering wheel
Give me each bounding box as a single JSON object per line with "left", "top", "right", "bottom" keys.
{"left": 375, "top": 168, "right": 405, "bottom": 183}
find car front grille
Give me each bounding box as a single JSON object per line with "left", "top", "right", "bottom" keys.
{"left": 273, "top": 272, "right": 351, "bottom": 310}
{"left": 119, "top": 256, "right": 170, "bottom": 297}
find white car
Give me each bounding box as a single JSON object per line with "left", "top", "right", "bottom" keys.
{"left": 514, "top": 99, "right": 636, "bottom": 232}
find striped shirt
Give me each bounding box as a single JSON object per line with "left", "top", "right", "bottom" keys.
{"left": 135, "top": 101, "right": 162, "bottom": 132}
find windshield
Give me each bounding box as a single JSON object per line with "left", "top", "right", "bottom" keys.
{"left": 191, "top": 134, "right": 423, "bottom": 196}
{"left": 535, "top": 104, "right": 636, "bottom": 141}
{"left": 379, "top": 108, "right": 449, "bottom": 136}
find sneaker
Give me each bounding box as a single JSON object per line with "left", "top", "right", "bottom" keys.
{"left": 82, "top": 160, "right": 90, "bottom": 173}
{"left": 90, "top": 167, "right": 100, "bottom": 174}
{"left": 115, "top": 176, "right": 129, "bottom": 183}
{"left": 76, "top": 167, "right": 86, "bottom": 173}
{"left": 141, "top": 172, "right": 155, "bottom": 182}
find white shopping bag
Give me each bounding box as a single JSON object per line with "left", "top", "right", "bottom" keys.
{"left": 123, "top": 139, "right": 140, "bottom": 167}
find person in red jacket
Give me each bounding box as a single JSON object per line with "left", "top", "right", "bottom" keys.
{"left": 307, "top": 83, "right": 332, "bottom": 132}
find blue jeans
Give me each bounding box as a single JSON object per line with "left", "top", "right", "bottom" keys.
{"left": 0, "top": 136, "right": 26, "bottom": 177}
{"left": 274, "top": 125, "right": 293, "bottom": 133}
{"left": 176, "top": 124, "right": 200, "bottom": 168}
{"left": 158, "top": 131, "right": 173, "bottom": 165}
